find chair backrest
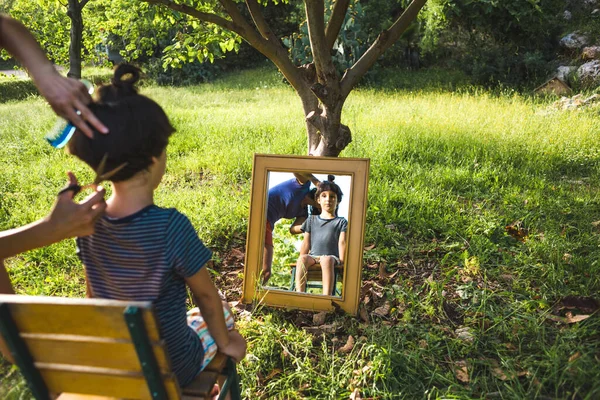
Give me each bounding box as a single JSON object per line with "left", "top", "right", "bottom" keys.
{"left": 0, "top": 295, "right": 181, "bottom": 400}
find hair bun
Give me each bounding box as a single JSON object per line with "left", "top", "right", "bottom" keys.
{"left": 112, "top": 64, "right": 140, "bottom": 93}
{"left": 327, "top": 174, "right": 335, "bottom": 182}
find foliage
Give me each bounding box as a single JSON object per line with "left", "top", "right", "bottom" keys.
{"left": 2, "top": 67, "right": 600, "bottom": 398}
{"left": 269, "top": 219, "right": 301, "bottom": 290}
{"left": 420, "top": 0, "right": 567, "bottom": 87}
{"left": 2, "top": 0, "right": 107, "bottom": 66}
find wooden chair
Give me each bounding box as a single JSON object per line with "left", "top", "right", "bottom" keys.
{"left": 0, "top": 295, "right": 241, "bottom": 400}
{"left": 289, "top": 263, "right": 344, "bottom": 296}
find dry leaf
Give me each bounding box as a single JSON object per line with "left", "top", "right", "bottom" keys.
{"left": 565, "top": 312, "right": 591, "bottom": 323}
{"left": 455, "top": 327, "right": 474, "bottom": 343}
{"left": 264, "top": 368, "right": 282, "bottom": 381}
{"left": 378, "top": 263, "right": 388, "bottom": 279}
{"left": 364, "top": 244, "right": 376, "bottom": 251}
{"left": 505, "top": 221, "right": 528, "bottom": 242}
{"left": 359, "top": 306, "right": 369, "bottom": 323}
{"left": 453, "top": 360, "right": 469, "bottom": 383}
{"left": 338, "top": 335, "right": 355, "bottom": 354}
{"left": 568, "top": 352, "right": 581, "bottom": 362}
{"left": 372, "top": 301, "right": 391, "bottom": 317}
{"left": 418, "top": 339, "right": 428, "bottom": 349}
{"left": 491, "top": 366, "right": 509, "bottom": 381}
{"left": 349, "top": 388, "right": 362, "bottom": 400}
{"left": 313, "top": 311, "right": 327, "bottom": 326}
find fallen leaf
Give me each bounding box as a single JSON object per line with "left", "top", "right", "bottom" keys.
{"left": 338, "top": 335, "right": 355, "bottom": 353}
{"left": 364, "top": 244, "right": 376, "bottom": 251}
{"left": 378, "top": 263, "right": 388, "bottom": 279}
{"left": 453, "top": 360, "right": 469, "bottom": 383}
{"left": 264, "top": 368, "right": 282, "bottom": 381}
{"left": 313, "top": 311, "right": 327, "bottom": 326}
{"left": 455, "top": 327, "right": 474, "bottom": 343}
{"left": 372, "top": 301, "right": 391, "bottom": 317}
{"left": 568, "top": 352, "right": 581, "bottom": 362}
{"left": 505, "top": 221, "right": 528, "bottom": 242}
{"left": 349, "top": 388, "right": 362, "bottom": 400}
{"left": 565, "top": 312, "right": 591, "bottom": 323}
{"left": 359, "top": 306, "right": 369, "bottom": 323}
{"left": 559, "top": 296, "right": 599, "bottom": 313}
{"left": 491, "top": 366, "right": 509, "bottom": 381}
{"left": 418, "top": 339, "right": 428, "bottom": 349}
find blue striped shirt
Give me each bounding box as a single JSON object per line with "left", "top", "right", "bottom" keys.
{"left": 76, "top": 205, "right": 212, "bottom": 386}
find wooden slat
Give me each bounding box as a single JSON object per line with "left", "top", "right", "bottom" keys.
{"left": 40, "top": 367, "right": 181, "bottom": 399}
{"left": 181, "top": 371, "right": 219, "bottom": 398}
{"left": 57, "top": 394, "right": 120, "bottom": 400}
{"left": 0, "top": 295, "right": 160, "bottom": 341}
{"left": 203, "top": 353, "right": 227, "bottom": 373}
{"left": 22, "top": 334, "right": 170, "bottom": 373}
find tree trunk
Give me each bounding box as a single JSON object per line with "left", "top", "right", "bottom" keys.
{"left": 67, "top": 0, "right": 83, "bottom": 79}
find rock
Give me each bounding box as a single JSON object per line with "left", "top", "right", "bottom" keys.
{"left": 577, "top": 60, "right": 600, "bottom": 85}
{"left": 557, "top": 66, "right": 577, "bottom": 81}
{"left": 564, "top": 10, "right": 572, "bottom": 20}
{"left": 560, "top": 33, "right": 589, "bottom": 50}
{"left": 582, "top": 46, "right": 600, "bottom": 60}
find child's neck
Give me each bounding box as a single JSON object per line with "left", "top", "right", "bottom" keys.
{"left": 320, "top": 210, "right": 336, "bottom": 219}
{"left": 106, "top": 177, "right": 154, "bottom": 219}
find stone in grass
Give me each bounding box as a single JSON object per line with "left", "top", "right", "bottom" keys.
{"left": 577, "top": 60, "right": 600, "bottom": 86}
{"left": 556, "top": 66, "right": 577, "bottom": 81}
{"left": 582, "top": 46, "right": 600, "bottom": 60}
{"left": 455, "top": 326, "right": 475, "bottom": 343}
{"left": 560, "top": 33, "right": 589, "bottom": 50}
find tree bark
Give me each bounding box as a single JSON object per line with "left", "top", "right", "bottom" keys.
{"left": 67, "top": 0, "right": 84, "bottom": 79}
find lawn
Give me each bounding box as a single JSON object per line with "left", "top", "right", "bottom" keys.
{"left": 1, "top": 66, "right": 599, "bottom": 399}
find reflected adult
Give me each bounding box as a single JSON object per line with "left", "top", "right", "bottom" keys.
{"left": 262, "top": 172, "right": 321, "bottom": 284}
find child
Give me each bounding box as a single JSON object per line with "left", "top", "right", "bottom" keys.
{"left": 68, "top": 64, "right": 246, "bottom": 388}
{"left": 295, "top": 176, "right": 347, "bottom": 295}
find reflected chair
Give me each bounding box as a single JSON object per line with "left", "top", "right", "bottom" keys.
{"left": 289, "top": 263, "right": 344, "bottom": 296}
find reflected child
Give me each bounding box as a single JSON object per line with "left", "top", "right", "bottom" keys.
{"left": 295, "top": 175, "right": 347, "bottom": 295}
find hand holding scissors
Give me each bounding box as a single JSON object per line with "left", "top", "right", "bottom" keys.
{"left": 59, "top": 154, "right": 127, "bottom": 196}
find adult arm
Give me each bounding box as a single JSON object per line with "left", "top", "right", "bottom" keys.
{"left": 293, "top": 172, "right": 320, "bottom": 186}
{"left": 338, "top": 231, "right": 347, "bottom": 264}
{"left": 0, "top": 174, "right": 106, "bottom": 259}
{"left": 0, "top": 14, "right": 107, "bottom": 137}
{"left": 185, "top": 267, "right": 246, "bottom": 362}
{"left": 290, "top": 216, "right": 307, "bottom": 235}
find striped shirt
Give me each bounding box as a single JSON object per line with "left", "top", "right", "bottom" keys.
{"left": 76, "top": 205, "right": 212, "bottom": 386}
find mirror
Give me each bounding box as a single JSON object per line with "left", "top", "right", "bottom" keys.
{"left": 242, "top": 154, "right": 370, "bottom": 314}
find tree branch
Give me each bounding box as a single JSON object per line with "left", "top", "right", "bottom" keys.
{"left": 79, "top": 0, "right": 91, "bottom": 9}
{"left": 340, "top": 0, "right": 427, "bottom": 99}
{"left": 304, "top": 0, "right": 334, "bottom": 82}
{"left": 324, "top": 0, "right": 350, "bottom": 50}
{"left": 142, "top": 0, "right": 240, "bottom": 34}
{"left": 245, "top": 0, "right": 277, "bottom": 41}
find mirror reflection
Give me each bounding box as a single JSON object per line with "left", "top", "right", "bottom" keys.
{"left": 261, "top": 171, "right": 352, "bottom": 297}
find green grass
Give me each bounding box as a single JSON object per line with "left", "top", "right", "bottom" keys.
{"left": 1, "top": 66, "right": 599, "bottom": 399}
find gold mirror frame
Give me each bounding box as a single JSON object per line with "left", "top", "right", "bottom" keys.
{"left": 242, "top": 154, "right": 370, "bottom": 314}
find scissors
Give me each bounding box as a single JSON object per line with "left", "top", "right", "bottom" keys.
{"left": 59, "top": 154, "right": 128, "bottom": 196}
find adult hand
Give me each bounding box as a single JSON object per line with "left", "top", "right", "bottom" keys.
{"left": 35, "top": 72, "right": 109, "bottom": 139}
{"left": 221, "top": 330, "right": 247, "bottom": 363}
{"left": 47, "top": 172, "right": 107, "bottom": 239}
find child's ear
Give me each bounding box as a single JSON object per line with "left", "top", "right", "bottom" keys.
{"left": 151, "top": 156, "right": 158, "bottom": 164}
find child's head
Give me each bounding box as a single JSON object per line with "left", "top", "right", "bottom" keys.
{"left": 315, "top": 175, "right": 343, "bottom": 214}
{"left": 68, "top": 64, "right": 175, "bottom": 183}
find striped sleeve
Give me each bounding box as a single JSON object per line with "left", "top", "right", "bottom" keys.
{"left": 166, "top": 211, "right": 212, "bottom": 278}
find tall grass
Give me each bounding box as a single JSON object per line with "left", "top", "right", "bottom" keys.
{"left": 1, "top": 66, "right": 599, "bottom": 399}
